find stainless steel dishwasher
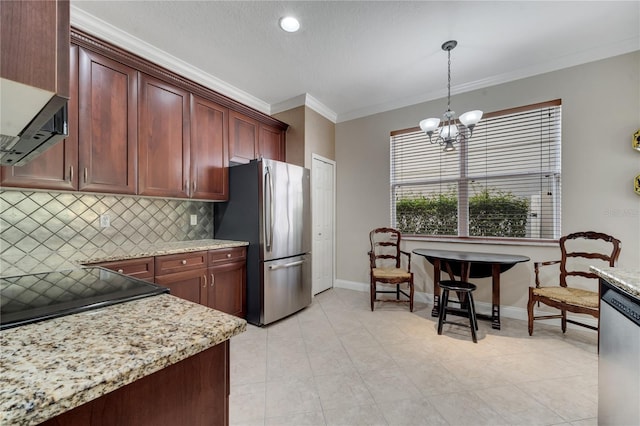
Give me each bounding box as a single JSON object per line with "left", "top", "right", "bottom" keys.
{"left": 598, "top": 277, "right": 640, "bottom": 425}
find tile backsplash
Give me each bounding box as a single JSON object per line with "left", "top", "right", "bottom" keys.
{"left": 0, "top": 190, "right": 213, "bottom": 258}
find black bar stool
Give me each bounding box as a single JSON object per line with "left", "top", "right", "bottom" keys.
{"left": 437, "top": 280, "right": 479, "bottom": 343}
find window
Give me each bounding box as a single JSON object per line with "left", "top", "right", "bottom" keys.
{"left": 390, "top": 99, "right": 561, "bottom": 241}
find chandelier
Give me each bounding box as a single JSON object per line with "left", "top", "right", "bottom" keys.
{"left": 419, "top": 40, "right": 483, "bottom": 152}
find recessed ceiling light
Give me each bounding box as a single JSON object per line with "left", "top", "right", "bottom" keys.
{"left": 279, "top": 16, "right": 300, "bottom": 33}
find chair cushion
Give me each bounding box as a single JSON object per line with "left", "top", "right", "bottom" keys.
{"left": 372, "top": 267, "right": 411, "bottom": 279}
{"left": 532, "top": 286, "right": 599, "bottom": 308}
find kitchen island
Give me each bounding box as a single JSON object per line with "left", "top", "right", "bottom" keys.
{"left": 0, "top": 293, "right": 246, "bottom": 426}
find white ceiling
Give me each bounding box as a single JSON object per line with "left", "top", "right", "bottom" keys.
{"left": 71, "top": 1, "right": 639, "bottom": 123}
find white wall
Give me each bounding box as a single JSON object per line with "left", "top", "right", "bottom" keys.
{"left": 335, "top": 52, "right": 640, "bottom": 314}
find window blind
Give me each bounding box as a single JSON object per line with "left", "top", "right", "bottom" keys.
{"left": 390, "top": 99, "right": 562, "bottom": 241}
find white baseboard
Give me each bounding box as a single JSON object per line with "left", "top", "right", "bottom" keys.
{"left": 333, "top": 279, "right": 598, "bottom": 331}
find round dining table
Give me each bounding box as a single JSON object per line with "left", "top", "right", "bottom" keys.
{"left": 413, "top": 248, "right": 530, "bottom": 329}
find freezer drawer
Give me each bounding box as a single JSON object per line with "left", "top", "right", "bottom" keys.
{"left": 262, "top": 254, "right": 311, "bottom": 325}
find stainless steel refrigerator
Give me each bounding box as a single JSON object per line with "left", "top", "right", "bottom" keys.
{"left": 214, "top": 159, "right": 311, "bottom": 325}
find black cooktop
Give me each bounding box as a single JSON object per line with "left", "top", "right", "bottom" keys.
{"left": 0, "top": 267, "right": 169, "bottom": 330}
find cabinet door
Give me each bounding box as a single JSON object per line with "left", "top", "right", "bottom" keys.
{"left": 1, "top": 44, "right": 78, "bottom": 190}
{"left": 1, "top": 0, "right": 69, "bottom": 97}
{"left": 78, "top": 48, "right": 137, "bottom": 194}
{"left": 258, "top": 124, "right": 285, "bottom": 162}
{"left": 228, "top": 110, "right": 257, "bottom": 164}
{"left": 155, "top": 268, "right": 207, "bottom": 305}
{"left": 138, "top": 73, "right": 190, "bottom": 198}
{"left": 190, "top": 95, "right": 228, "bottom": 200}
{"left": 208, "top": 261, "right": 246, "bottom": 318}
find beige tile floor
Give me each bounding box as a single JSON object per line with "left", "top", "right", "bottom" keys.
{"left": 229, "top": 288, "right": 598, "bottom": 426}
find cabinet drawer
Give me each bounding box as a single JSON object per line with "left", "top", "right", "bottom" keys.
{"left": 155, "top": 251, "right": 208, "bottom": 276}
{"left": 92, "top": 257, "right": 154, "bottom": 280}
{"left": 209, "top": 247, "right": 247, "bottom": 265}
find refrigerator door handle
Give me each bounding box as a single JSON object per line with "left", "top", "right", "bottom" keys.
{"left": 265, "top": 165, "right": 274, "bottom": 252}
{"left": 268, "top": 260, "right": 305, "bottom": 270}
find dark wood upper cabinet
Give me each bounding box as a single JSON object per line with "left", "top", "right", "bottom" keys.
{"left": 78, "top": 48, "right": 138, "bottom": 194}
{"left": 1, "top": 0, "right": 69, "bottom": 97}
{"left": 138, "top": 73, "right": 190, "bottom": 198}
{"left": 228, "top": 110, "right": 258, "bottom": 164}
{"left": 2, "top": 27, "right": 288, "bottom": 198}
{"left": 258, "top": 123, "right": 285, "bottom": 162}
{"left": 1, "top": 44, "right": 78, "bottom": 190}
{"left": 229, "top": 110, "right": 285, "bottom": 164}
{"left": 190, "top": 95, "right": 229, "bottom": 200}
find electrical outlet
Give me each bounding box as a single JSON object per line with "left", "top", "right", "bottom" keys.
{"left": 100, "top": 214, "right": 111, "bottom": 228}
{"left": 190, "top": 214, "right": 197, "bottom": 226}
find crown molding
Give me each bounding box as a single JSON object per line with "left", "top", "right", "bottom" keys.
{"left": 270, "top": 94, "right": 307, "bottom": 115}
{"left": 70, "top": 5, "right": 271, "bottom": 115}
{"left": 304, "top": 94, "right": 338, "bottom": 123}
{"left": 271, "top": 94, "right": 338, "bottom": 123}
{"left": 337, "top": 38, "right": 640, "bottom": 123}
{"left": 70, "top": 5, "right": 638, "bottom": 126}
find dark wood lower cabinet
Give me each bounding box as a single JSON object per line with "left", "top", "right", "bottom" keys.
{"left": 40, "top": 341, "right": 230, "bottom": 426}
{"left": 209, "top": 261, "right": 246, "bottom": 318}
{"left": 207, "top": 247, "right": 247, "bottom": 317}
{"left": 154, "top": 268, "right": 207, "bottom": 305}
{"left": 91, "top": 257, "right": 154, "bottom": 281}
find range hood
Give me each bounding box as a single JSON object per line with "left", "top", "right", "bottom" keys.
{"left": 0, "top": 78, "right": 69, "bottom": 166}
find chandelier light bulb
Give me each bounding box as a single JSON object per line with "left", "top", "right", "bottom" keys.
{"left": 440, "top": 124, "right": 459, "bottom": 141}
{"left": 419, "top": 118, "right": 440, "bottom": 134}
{"left": 459, "top": 110, "right": 483, "bottom": 133}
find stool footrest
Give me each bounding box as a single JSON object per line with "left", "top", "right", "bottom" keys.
{"left": 443, "top": 306, "right": 470, "bottom": 317}
{"left": 441, "top": 319, "right": 474, "bottom": 329}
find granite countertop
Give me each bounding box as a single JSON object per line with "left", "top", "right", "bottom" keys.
{"left": 0, "top": 239, "right": 249, "bottom": 277}
{"left": 590, "top": 265, "right": 640, "bottom": 298}
{"left": 79, "top": 238, "right": 249, "bottom": 264}
{"left": 0, "top": 294, "right": 246, "bottom": 426}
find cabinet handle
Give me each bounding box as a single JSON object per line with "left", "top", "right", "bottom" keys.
{"left": 181, "top": 260, "right": 187, "bottom": 265}
{"left": 211, "top": 273, "right": 215, "bottom": 287}
{"left": 84, "top": 167, "right": 88, "bottom": 183}
{"left": 185, "top": 180, "right": 189, "bottom": 194}
{"left": 192, "top": 180, "right": 197, "bottom": 194}
{"left": 227, "top": 253, "right": 232, "bottom": 258}
{"left": 203, "top": 274, "right": 207, "bottom": 288}
{"left": 117, "top": 269, "right": 124, "bottom": 273}
{"left": 69, "top": 166, "right": 73, "bottom": 182}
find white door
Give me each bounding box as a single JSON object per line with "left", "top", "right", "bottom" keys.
{"left": 312, "top": 154, "right": 335, "bottom": 295}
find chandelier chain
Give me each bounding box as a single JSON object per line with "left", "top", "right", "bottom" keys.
{"left": 447, "top": 48, "right": 451, "bottom": 112}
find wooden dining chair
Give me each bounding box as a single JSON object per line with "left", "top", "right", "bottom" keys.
{"left": 368, "top": 227, "right": 414, "bottom": 311}
{"left": 527, "top": 231, "right": 621, "bottom": 335}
